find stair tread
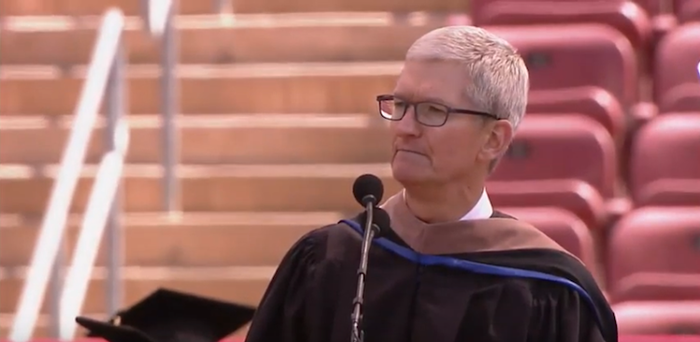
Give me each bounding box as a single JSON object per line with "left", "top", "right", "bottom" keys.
{"left": 0, "top": 266, "right": 277, "bottom": 280}
{"left": 1, "top": 212, "right": 343, "bottom": 267}
{"left": 0, "top": 163, "right": 392, "bottom": 178}
{"left": 0, "top": 271, "right": 275, "bottom": 312}
{"left": 0, "top": 0, "right": 470, "bottom": 15}
{"left": 1, "top": 13, "right": 400, "bottom": 29}
{"left": 0, "top": 62, "right": 404, "bottom": 79}
{"left": 0, "top": 113, "right": 374, "bottom": 129}
{"left": 0, "top": 211, "right": 345, "bottom": 227}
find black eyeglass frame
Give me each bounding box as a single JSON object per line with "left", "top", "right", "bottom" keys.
{"left": 376, "top": 94, "right": 500, "bottom": 127}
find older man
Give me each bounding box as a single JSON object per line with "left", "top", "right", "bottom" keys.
{"left": 245, "top": 26, "right": 616, "bottom": 342}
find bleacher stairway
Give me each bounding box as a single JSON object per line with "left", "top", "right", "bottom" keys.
{"left": 0, "top": 0, "right": 468, "bottom": 337}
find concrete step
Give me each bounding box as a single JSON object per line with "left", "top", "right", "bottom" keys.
{"left": 0, "top": 0, "right": 468, "bottom": 16}
{"left": 0, "top": 316, "right": 250, "bottom": 339}
{"left": 0, "top": 0, "right": 219, "bottom": 16}
{"left": 0, "top": 211, "right": 343, "bottom": 267}
{"left": 0, "top": 266, "right": 271, "bottom": 314}
{"left": 0, "top": 63, "right": 400, "bottom": 115}
{"left": 0, "top": 313, "right": 94, "bottom": 339}
{"left": 0, "top": 164, "right": 399, "bottom": 214}
{"left": 0, "top": 114, "right": 392, "bottom": 164}
{"left": 0, "top": 15, "right": 437, "bottom": 64}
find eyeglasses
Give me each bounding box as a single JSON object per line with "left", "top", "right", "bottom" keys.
{"left": 376, "top": 94, "right": 499, "bottom": 127}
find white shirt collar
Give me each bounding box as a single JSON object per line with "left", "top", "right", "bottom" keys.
{"left": 459, "top": 188, "right": 493, "bottom": 221}
{"left": 401, "top": 188, "right": 494, "bottom": 221}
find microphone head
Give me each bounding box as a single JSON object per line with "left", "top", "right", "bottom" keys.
{"left": 352, "top": 174, "right": 384, "bottom": 206}
{"left": 372, "top": 208, "right": 391, "bottom": 233}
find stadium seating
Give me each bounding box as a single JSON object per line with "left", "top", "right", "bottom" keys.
{"left": 500, "top": 207, "right": 598, "bottom": 272}
{"left": 676, "top": 0, "right": 700, "bottom": 23}
{"left": 615, "top": 301, "right": 700, "bottom": 335}
{"left": 488, "top": 180, "right": 607, "bottom": 230}
{"left": 614, "top": 273, "right": 700, "bottom": 302}
{"left": 491, "top": 115, "right": 618, "bottom": 198}
{"left": 490, "top": 24, "right": 639, "bottom": 106}
{"left": 527, "top": 87, "right": 627, "bottom": 146}
{"left": 607, "top": 207, "right": 700, "bottom": 297}
{"left": 629, "top": 114, "right": 700, "bottom": 206}
{"left": 472, "top": 0, "right": 653, "bottom": 49}
{"left": 654, "top": 23, "right": 700, "bottom": 113}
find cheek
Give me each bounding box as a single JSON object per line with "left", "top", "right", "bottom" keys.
{"left": 428, "top": 129, "right": 481, "bottom": 168}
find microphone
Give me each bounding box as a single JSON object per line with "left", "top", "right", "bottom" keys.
{"left": 352, "top": 174, "right": 384, "bottom": 208}
{"left": 350, "top": 174, "right": 387, "bottom": 342}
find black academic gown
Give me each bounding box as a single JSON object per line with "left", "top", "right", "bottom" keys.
{"left": 245, "top": 211, "right": 617, "bottom": 342}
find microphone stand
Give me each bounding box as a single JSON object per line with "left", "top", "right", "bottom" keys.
{"left": 351, "top": 201, "right": 380, "bottom": 342}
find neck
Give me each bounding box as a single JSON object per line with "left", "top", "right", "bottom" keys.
{"left": 403, "top": 182, "right": 484, "bottom": 223}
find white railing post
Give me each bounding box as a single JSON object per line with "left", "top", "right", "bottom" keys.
{"left": 8, "top": 9, "right": 126, "bottom": 342}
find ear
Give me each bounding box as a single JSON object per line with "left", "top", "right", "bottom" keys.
{"left": 478, "top": 120, "right": 514, "bottom": 163}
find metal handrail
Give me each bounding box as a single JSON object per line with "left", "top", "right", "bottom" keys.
{"left": 59, "top": 148, "right": 129, "bottom": 339}
{"left": 10, "top": 0, "right": 180, "bottom": 338}
{"left": 58, "top": 40, "right": 130, "bottom": 338}
{"left": 128, "top": 0, "right": 182, "bottom": 212}
{"left": 145, "top": 0, "right": 180, "bottom": 213}
{"left": 9, "top": 9, "right": 127, "bottom": 342}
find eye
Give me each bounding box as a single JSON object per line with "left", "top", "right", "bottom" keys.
{"left": 394, "top": 101, "right": 407, "bottom": 109}
{"left": 428, "top": 104, "right": 448, "bottom": 113}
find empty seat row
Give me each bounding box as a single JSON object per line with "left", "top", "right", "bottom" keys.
{"left": 654, "top": 23, "right": 700, "bottom": 112}
{"left": 489, "top": 113, "right": 700, "bottom": 205}
{"left": 472, "top": 0, "right": 700, "bottom": 118}
{"left": 620, "top": 336, "right": 700, "bottom": 342}
{"left": 496, "top": 114, "right": 617, "bottom": 198}
{"left": 473, "top": 7, "right": 700, "bottom": 116}
{"left": 615, "top": 301, "right": 700, "bottom": 335}
{"left": 511, "top": 206, "right": 700, "bottom": 303}
{"left": 608, "top": 207, "right": 700, "bottom": 300}
{"left": 474, "top": 0, "right": 653, "bottom": 50}
{"left": 630, "top": 113, "right": 700, "bottom": 206}
{"left": 492, "top": 22, "right": 700, "bottom": 117}
{"left": 473, "top": 0, "right": 700, "bottom": 48}
{"left": 502, "top": 206, "right": 598, "bottom": 271}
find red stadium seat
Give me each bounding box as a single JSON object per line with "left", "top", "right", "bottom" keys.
{"left": 488, "top": 24, "right": 638, "bottom": 106}
{"left": 677, "top": 0, "right": 700, "bottom": 23}
{"left": 615, "top": 273, "right": 700, "bottom": 302}
{"left": 615, "top": 301, "right": 700, "bottom": 335}
{"left": 491, "top": 115, "right": 618, "bottom": 198}
{"left": 500, "top": 207, "right": 598, "bottom": 272}
{"left": 620, "top": 337, "right": 700, "bottom": 342}
{"left": 629, "top": 114, "right": 700, "bottom": 205}
{"left": 635, "top": 0, "right": 666, "bottom": 16}
{"left": 473, "top": 1, "right": 652, "bottom": 50}
{"left": 527, "top": 87, "right": 627, "bottom": 146}
{"left": 655, "top": 23, "right": 700, "bottom": 113}
{"left": 607, "top": 207, "right": 700, "bottom": 294}
{"left": 488, "top": 179, "right": 607, "bottom": 230}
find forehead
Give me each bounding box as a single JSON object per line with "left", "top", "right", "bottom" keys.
{"left": 393, "top": 59, "right": 468, "bottom": 106}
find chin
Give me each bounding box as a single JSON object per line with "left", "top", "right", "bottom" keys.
{"left": 391, "top": 165, "right": 432, "bottom": 186}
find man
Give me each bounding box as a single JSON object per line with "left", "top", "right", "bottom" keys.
{"left": 245, "top": 26, "right": 617, "bottom": 342}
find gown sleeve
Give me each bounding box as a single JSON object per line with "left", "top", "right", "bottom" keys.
{"left": 528, "top": 283, "right": 609, "bottom": 342}
{"left": 244, "top": 233, "right": 320, "bottom": 342}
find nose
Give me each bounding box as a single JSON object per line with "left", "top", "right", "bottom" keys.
{"left": 390, "top": 106, "right": 421, "bottom": 137}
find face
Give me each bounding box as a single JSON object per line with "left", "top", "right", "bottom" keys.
{"left": 389, "top": 59, "right": 512, "bottom": 187}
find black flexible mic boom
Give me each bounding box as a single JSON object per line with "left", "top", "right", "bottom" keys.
{"left": 350, "top": 174, "right": 386, "bottom": 342}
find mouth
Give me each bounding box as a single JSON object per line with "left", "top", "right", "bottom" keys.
{"left": 395, "top": 149, "right": 425, "bottom": 156}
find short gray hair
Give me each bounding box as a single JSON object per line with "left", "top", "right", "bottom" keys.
{"left": 406, "top": 26, "right": 529, "bottom": 129}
